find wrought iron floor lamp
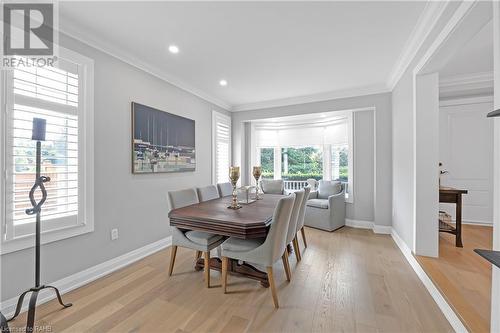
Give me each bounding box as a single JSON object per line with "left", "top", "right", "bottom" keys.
{"left": 8, "top": 118, "right": 72, "bottom": 331}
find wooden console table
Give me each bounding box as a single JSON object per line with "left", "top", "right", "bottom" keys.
{"left": 439, "top": 186, "right": 468, "bottom": 247}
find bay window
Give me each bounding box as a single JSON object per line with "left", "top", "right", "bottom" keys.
{"left": 253, "top": 112, "right": 353, "bottom": 201}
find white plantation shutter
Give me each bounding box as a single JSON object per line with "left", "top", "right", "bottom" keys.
{"left": 2, "top": 49, "right": 94, "bottom": 245}
{"left": 212, "top": 111, "right": 231, "bottom": 184}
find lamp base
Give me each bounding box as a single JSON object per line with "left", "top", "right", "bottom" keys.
{"left": 227, "top": 205, "right": 242, "bottom": 210}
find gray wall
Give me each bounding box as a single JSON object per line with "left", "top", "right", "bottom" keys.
{"left": 391, "top": 2, "right": 461, "bottom": 250}
{"left": 232, "top": 92, "right": 392, "bottom": 226}
{"left": 1, "top": 33, "right": 229, "bottom": 301}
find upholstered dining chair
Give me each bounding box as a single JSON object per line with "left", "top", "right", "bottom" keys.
{"left": 260, "top": 179, "right": 285, "bottom": 194}
{"left": 285, "top": 189, "right": 305, "bottom": 269}
{"left": 220, "top": 194, "right": 296, "bottom": 308}
{"left": 217, "top": 182, "right": 233, "bottom": 197}
{"left": 197, "top": 185, "right": 220, "bottom": 202}
{"left": 296, "top": 186, "right": 311, "bottom": 253}
{"left": 167, "top": 188, "right": 225, "bottom": 287}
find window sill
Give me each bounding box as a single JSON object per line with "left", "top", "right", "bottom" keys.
{"left": 0, "top": 223, "right": 93, "bottom": 255}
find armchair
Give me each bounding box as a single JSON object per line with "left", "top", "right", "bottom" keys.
{"left": 304, "top": 181, "right": 345, "bottom": 231}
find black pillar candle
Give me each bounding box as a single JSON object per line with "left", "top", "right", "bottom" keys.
{"left": 32, "top": 118, "right": 46, "bottom": 141}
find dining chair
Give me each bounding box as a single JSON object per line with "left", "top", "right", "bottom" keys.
{"left": 167, "top": 188, "right": 225, "bottom": 287}
{"left": 197, "top": 185, "right": 220, "bottom": 202}
{"left": 217, "top": 182, "right": 233, "bottom": 197}
{"left": 260, "top": 179, "right": 285, "bottom": 194}
{"left": 285, "top": 189, "right": 305, "bottom": 271}
{"left": 296, "top": 186, "right": 311, "bottom": 251}
{"left": 220, "top": 194, "right": 295, "bottom": 308}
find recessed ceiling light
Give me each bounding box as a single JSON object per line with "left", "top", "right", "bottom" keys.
{"left": 168, "top": 45, "right": 179, "bottom": 54}
{"left": 219, "top": 79, "right": 228, "bottom": 87}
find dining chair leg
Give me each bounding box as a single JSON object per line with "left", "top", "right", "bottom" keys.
{"left": 266, "top": 266, "right": 279, "bottom": 308}
{"left": 222, "top": 256, "right": 229, "bottom": 293}
{"left": 292, "top": 237, "right": 302, "bottom": 262}
{"left": 282, "top": 251, "right": 291, "bottom": 282}
{"left": 195, "top": 251, "right": 202, "bottom": 261}
{"left": 168, "top": 245, "right": 178, "bottom": 276}
{"left": 204, "top": 251, "right": 211, "bottom": 288}
{"left": 301, "top": 226, "right": 308, "bottom": 248}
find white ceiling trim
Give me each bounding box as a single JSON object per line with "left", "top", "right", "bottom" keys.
{"left": 59, "top": 24, "right": 232, "bottom": 111}
{"left": 230, "top": 83, "right": 390, "bottom": 112}
{"left": 386, "top": 1, "right": 449, "bottom": 90}
{"left": 439, "top": 71, "right": 494, "bottom": 93}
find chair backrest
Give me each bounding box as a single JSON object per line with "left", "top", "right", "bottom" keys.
{"left": 197, "top": 185, "right": 220, "bottom": 202}
{"left": 261, "top": 194, "right": 295, "bottom": 264}
{"left": 296, "top": 186, "right": 311, "bottom": 231}
{"left": 286, "top": 190, "right": 305, "bottom": 244}
{"left": 306, "top": 179, "right": 318, "bottom": 190}
{"left": 168, "top": 188, "right": 199, "bottom": 210}
{"left": 317, "top": 180, "right": 343, "bottom": 199}
{"left": 261, "top": 179, "right": 284, "bottom": 194}
{"left": 217, "top": 182, "right": 233, "bottom": 197}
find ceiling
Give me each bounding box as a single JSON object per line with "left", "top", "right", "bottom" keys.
{"left": 59, "top": 1, "right": 428, "bottom": 111}
{"left": 440, "top": 19, "right": 493, "bottom": 78}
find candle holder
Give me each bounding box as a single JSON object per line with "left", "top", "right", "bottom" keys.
{"left": 228, "top": 166, "right": 242, "bottom": 210}
{"left": 253, "top": 166, "right": 262, "bottom": 200}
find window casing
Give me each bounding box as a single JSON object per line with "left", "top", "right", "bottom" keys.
{"left": 212, "top": 111, "right": 231, "bottom": 184}
{"left": 1, "top": 47, "right": 94, "bottom": 254}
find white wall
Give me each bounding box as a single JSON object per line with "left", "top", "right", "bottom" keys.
{"left": 439, "top": 97, "right": 494, "bottom": 225}
{"left": 232, "top": 93, "right": 392, "bottom": 227}
{"left": 0, "top": 33, "right": 229, "bottom": 302}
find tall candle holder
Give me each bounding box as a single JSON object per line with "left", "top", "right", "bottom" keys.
{"left": 228, "top": 166, "right": 242, "bottom": 209}
{"left": 253, "top": 166, "right": 262, "bottom": 200}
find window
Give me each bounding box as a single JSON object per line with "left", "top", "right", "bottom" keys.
{"left": 1, "top": 47, "right": 94, "bottom": 254}
{"left": 257, "top": 148, "right": 274, "bottom": 179}
{"left": 252, "top": 112, "right": 353, "bottom": 201}
{"left": 281, "top": 146, "right": 323, "bottom": 181}
{"left": 212, "top": 111, "right": 231, "bottom": 184}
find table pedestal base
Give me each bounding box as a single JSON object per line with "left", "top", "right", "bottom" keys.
{"left": 195, "top": 258, "right": 269, "bottom": 288}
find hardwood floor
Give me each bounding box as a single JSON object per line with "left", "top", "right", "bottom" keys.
{"left": 9, "top": 227, "right": 452, "bottom": 333}
{"left": 416, "top": 224, "right": 493, "bottom": 333}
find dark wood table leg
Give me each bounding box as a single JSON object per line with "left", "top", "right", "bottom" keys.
{"left": 456, "top": 194, "right": 463, "bottom": 247}
{"left": 195, "top": 258, "right": 269, "bottom": 288}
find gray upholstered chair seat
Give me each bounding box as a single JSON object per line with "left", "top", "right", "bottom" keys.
{"left": 306, "top": 198, "right": 329, "bottom": 209}
{"left": 185, "top": 230, "right": 224, "bottom": 246}
{"left": 221, "top": 237, "right": 265, "bottom": 253}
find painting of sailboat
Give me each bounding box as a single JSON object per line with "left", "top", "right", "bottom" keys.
{"left": 131, "top": 102, "right": 195, "bottom": 173}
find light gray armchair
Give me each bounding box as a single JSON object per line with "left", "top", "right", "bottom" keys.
{"left": 217, "top": 182, "right": 233, "bottom": 197}
{"left": 221, "top": 195, "right": 295, "bottom": 308}
{"left": 167, "top": 188, "right": 225, "bottom": 287}
{"left": 304, "top": 180, "right": 346, "bottom": 231}
{"left": 260, "top": 179, "right": 285, "bottom": 194}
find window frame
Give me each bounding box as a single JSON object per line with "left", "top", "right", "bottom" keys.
{"left": 0, "top": 46, "right": 94, "bottom": 254}
{"left": 212, "top": 110, "right": 231, "bottom": 184}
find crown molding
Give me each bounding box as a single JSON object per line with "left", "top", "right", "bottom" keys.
{"left": 439, "top": 71, "right": 494, "bottom": 94}
{"left": 387, "top": 1, "right": 449, "bottom": 90}
{"left": 230, "top": 83, "right": 390, "bottom": 112}
{"left": 58, "top": 23, "right": 232, "bottom": 111}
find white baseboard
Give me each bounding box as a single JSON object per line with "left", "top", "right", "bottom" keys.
{"left": 390, "top": 229, "right": 467, "bottom": 333}
{"left": 345, "top": 219, "right": 392, "bottom": 234}
{"left": 0, "top": 236, "right": 172, "bottom": 317}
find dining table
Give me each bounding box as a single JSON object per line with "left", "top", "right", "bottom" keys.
{"left": 168, "top": 193, "right": 285, "bottom": 288}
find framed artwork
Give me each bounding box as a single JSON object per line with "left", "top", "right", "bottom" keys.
{"left": 131, "top": 102, "right": 195, "bottom": 173}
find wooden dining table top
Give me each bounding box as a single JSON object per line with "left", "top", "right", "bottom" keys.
{"left": 168, "top": 194, "right": 284, "bottom": 239}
